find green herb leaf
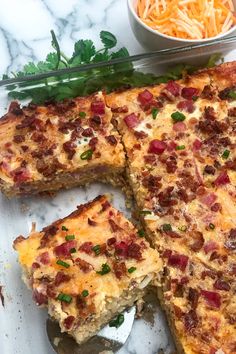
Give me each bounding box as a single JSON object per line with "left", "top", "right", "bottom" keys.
{"left": 71, "top": 39, "right": 96, "bottom": 64}
{"left": 128, "top": 267, "right": 137, "bottom": 274}
{"left": 176, "top": 145, "right": 185, "bottom": 150}
{"left": 96, "top": 263, "right": 111, "bottom": 275}
{"left": 209, "top": 223, "right": 215, "bottom": 230}
{"left": 50, "top": 30, "right": 61, "bottom": 69}
{"left": 70, "top": 248, "right": 76, "bottom": 253}
{"left": 57, "top": 293, "right": 72, "bottom": 303}
{"left": 100, "top": 31, "right": 117, "bottom": 49}
{"left": 222, "top": 149, "right": 230, "bottom": 159}
{"left": 82, "top": 290, "right": 89, "bottom": 297}
{"left": 137, "top": 229, "right": 145, "bottom": 237}
{"left": 178, "top": 225, "right": 187, "bottom": 232}
{"left": 56, "top": 259, "right": 70, "bottom": 268}
{"left": 140, "top": 210, "right": 152, "bottom": 215}
{"left": 229, "top": 90, "right": 236, "bottom": 99}
{"left": 61, "top": 225, "right": 68, "bottom": 231}
{"left": 151, "top": 108, "right": 159, "bottom": 119}
{"left": 80, "top": 149, "right": 93, "bottom": 160}
{"left": 109, "top": 313, "right": 124, "bottom": 328}
{"left": 65, "top": 234, "right": 75, "bottom": 241}
{"left": 92, "top": 245, "right": 101, "bottom": 255}
{"left": 171, "top": 111, "right": 186, "bottom": 122}
{"left": 206, "top": 53, "right": 222, "bottom": 68}
{"left": 79, "top": 111, "right": 86, "bottom": 118}
{"left": 162, "top": 224, "right": 172, "bottom": 232}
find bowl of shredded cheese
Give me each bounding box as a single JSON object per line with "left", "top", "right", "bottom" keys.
{"left": 128, "top": 0, "right": 236, "bottom": 50}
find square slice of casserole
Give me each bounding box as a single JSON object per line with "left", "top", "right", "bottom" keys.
{"left": 0, "top": 92, "right": 125, "bottom": 197}
{"left": 13, "top": 195, "right": 162, "bottom": 344}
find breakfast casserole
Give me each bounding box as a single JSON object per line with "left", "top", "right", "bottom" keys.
{"left": 13, "top": 195, "right": 162, "bottom": 344}
{"left": 106, "top": 61, "right": 236, "bottom": 354}
{"left": 0, "top": 92, "right": 125, "bottom": 197}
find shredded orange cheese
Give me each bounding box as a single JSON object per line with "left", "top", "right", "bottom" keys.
{"left": 137, "top": 0, "right": 236, "bottom": 39}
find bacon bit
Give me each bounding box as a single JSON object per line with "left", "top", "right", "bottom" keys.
{"left": 101, "top": 200, "right": 110, "bottom": 211}
{"left": 214, "top": 279, "right": 230, "bottom": 291}
{"left": 76, "top": 295, "right": 86, "bottom": 309}
{"left": 13, "top": 135, "right": 25, "bottom": 143}
{"left": 204, "top": 241, "right": 219, "bottom": 254}
{"left": 109, "top": 219, "right": 121, "bottom": 232}
{"left": 105, "top": 135, "right": 117, "bottom": 145}
{"left": 43, "top": 225, "right": 58, "bottom": 239}
{"left": 75, "top": 258, "right": 93, "bottom": 273}
{"left": 63, "top": 316, "right": 75, "bottom": 330}
{"left": 177, "top": 100, "right": 195, "bottom": 113}
{"left": 90, "top": 115, "right": 102, "bottom": 129}
{"left": 91, "top": 100, "right": 105, "bottom": 115}
{"left": 138, "top": 89, "right": 153, "bottom": 105}
{"left": 199, "top": 193, "right": 217, "bottom": 207}
{"left": 201, "top": 85, "right": 215, "bottom": 100}
{"left": 32, "top": 262, "right": 40, "bottom": 269}
{"left": 111, "top": 105, "right": 128, "bottom": 113}
{"left": 82, "top": 128, "right": 93, "bottom": 137}
{"left": 107, "top": 237, "right": 116, "bottom": 246}
{"left": 225, "top": 228, "right": 236, "bottom": 250}
{"left": 0, "top": 286, "right": 4, "bottom": 307}
{"left": 89, "top": 137, "right": 98, "bottom": 149}
{"left": 201, "top": 269, "right": 217, "bottom": 280}
{"left": 37, "top": 252, "right": 50, "bottom": 265}
{"left": 168, "top": 253, "right": 189, "bottom": 271}
{"left": 115, "top": 241, "right": 128, "bottom": 258}
{"left": 201, "top": 290, "right": 221, "bottom": 308}
{"left": 181, "top": 87, "right": 198, "bottom": 100}
{"left": 87, "top": 218, "right": 97, "bottom": 226}
{"left": 33, "top": 289, "right": 48, "bottom": 306}
{"left": 54, "top": 272, "right": 71, "bottom": 286}
{"left": 184, "top": 310, "right": 198, "bottom": 332}
{"left": 192, "top": 139, "right": 202, "bottom": 151}
{"left": 124, "top": 113, "right": 139, "bottom": 128}
{"left": 148, "top": 139, "right": 167, "bottom": 154}
{"left": 163, "top": 249, "right": 172, "bottom": 258}
{"left": 158, "top": 186, "right": 177, "bottom": 207}
{"left": 144, "top": 154, "right": 157, "bottom": 165}
{"left": 204, "top": 165, "right": 215, "bottom": 175}
{"left": 214, "top": 171, "right": 230, "bottom": 186}
{"left": 142, "top": 174, "right": 162, "bottom": 192}
{"left": 79, "top": 242, "right": 93, "bottom": 254}
{"left": 8, "top": 101, "right": 23, "bottom": 115}
{"left": 13, "top": 235, "right": 26, "bottom": 249}
{"left": 166, "top": 155, "right": 178, "bottom": 173}
{"left": 54, "top": 240, "right": 77, "bottom": 258}
{"left": 167, "top": 141, "right": 177, "bottom": 151}
{"left": 173, "top": 122, "right": 186, "bottom": 132}
{"left": 113, "top": 261, "right": 127, "bottom": 279}
{"left": 127, "top": 242, "right": 142, "bottom": 261}
{"left": 225, "top": 158, "right": 236, "bottom": 171}
{"left": 165, "top": 81, "right": 181, "bottom": 97}
{"left": 190, "top": 231, "right": 204, "bottom": 252}
{"left": 63, "top": 141, "right": 76, "bottom": 160}
{"left": 228, "top": 107, "right": 236, "bottom": 117}
{"left": 134, "top": 131, "right": 148, "bottom": 139}
{"left": 188, "top": 288, "right": 199, "bottom": 309}
{"left": 211, "top": 203, "right": 222, "bottom": 212}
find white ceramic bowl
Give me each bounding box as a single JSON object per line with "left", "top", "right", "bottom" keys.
{"left": 128, "top": 0, "right": 236, "bottom": 50}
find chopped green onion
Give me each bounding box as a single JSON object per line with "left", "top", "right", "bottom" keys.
{"left": 151, "top": 108, "right": 159, "bottom": 119}
{"left": 178, "top": 225, "right": 187, "bottom": 232}
{"left": 96, "top": 263, "right": 111, "bottom": 275}
{"left": 222, "top": 149, "right": 230, "bottom": 159}
{"left": 176, "top": 145, "right": 185, "bottom": 150}
{"left": 82, "top": 290, "right": 89, "bottom": 297}
{"left": 109, "top": 313, "right": 124, "bottom": 328}
{"left": 65, "top": 234, "right": 75, "bottom": 241}
{"left": 140, "top": 210, "right": 152, "bottom": 215}
{"left": 70, "top": 248, "right": 76, "bottom": 253}
{"left": 192, "top": 95, "right": 198, "bottom": 101}
{"left": 171, "top": 111, "right": 186, "bottom": 122}
{"left": 92, "top": 245, "right": 101, "bottom": 255}
{"left": 128, "top": 267, "right": 137, "bottom": 274}
{"left": 162, "top": 224, "right": 172, "bottom": 232}
{"left": 209, "top": 223, "right": 215, "bottom": 230}
{"left": 79, "top": 111, "right": 86, "bottom": 118}
{"left": 61, "top": 225, "right": 68, "bottom": 231}
{"left": 80, "top": 149, "right": 93, "bottom": 160}
{"left": 56, "top": 259, "right": 70, "bottom": 268}
{"left": 57, "top": 293, "right": 72, "bottom": 303}
{"left": 228, "top": 90, "right": 236, "bottom": 99}
{"left": 137, "top": 229, "right": 145, "bottom": 237}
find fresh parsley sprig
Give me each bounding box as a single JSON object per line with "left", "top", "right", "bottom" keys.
{"left": 3, "top": 30, "right": 222, "bottom": 104}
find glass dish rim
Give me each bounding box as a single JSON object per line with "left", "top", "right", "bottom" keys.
{"left": 1, "top": 35, "right": 236, "bottom": 87}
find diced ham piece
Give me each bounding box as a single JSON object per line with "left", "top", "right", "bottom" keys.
{"left": 177, "top": 100, "right": 195, "bottom": 113}
{"left": 181, "top": 87, "right": 199, "bottom": 100}
{"left": 63, "top": 316, "right": 75, "bottom": 330}
{"left": 37, "top": 252, "right": 50, "bottom": 265}
{"left": 192, "top": 139, "right": 202, "bottom": 151}
{"left": 199, "top": 193, "right": 217, "bottom": 207}
{"left": 168, "top": 253, "right": 189, "bottom": 271}
{"left": 173, "top": 122, "right": 186, "bottom": 132}
{"left": 79, "top": 242, "right": 93, "bottom": 254}
{"left": 167, "top": 141, "right": 177, "bottom": 151}
{"left": 11, "top": 167, "right": 31, "bottom": 184}
{"left": 54, "top": 240, "right": 77, "bottom": 258}
{"left": 91, "top": 100, "right": 105, "bottom": 115}
{"left": 203, "top": 241, "right": 219, "bottom": 254}
{"left": 201, "top": 290, "right": 221, "bottom": 308}
{"left": 148, "top": 139, "right": 167, "bottom": 154}
{"left": 166, "top": 81, "right": 181, "bottom": 97}
{"left": 214, "top": 171, "right": 230, "bottom": 186}
{"left": 54, "top": 272, "right": 71, "bottom": 286}
{"left": 124, "top": 113, "right": 139, "bottom": 128}
{"left": 137, "top": 89, "right": 153, "bottom": 105}
{"left": 33, "top": 289, "right": 48, "bottom": 306}
{"left": 115, "top": 241, "right": 128, "bottom": 258}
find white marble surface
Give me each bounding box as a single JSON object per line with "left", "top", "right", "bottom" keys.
{"left": 0, "top": 2, "right": 236, "bottom": 354}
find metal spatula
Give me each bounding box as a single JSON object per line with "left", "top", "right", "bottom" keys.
{"left": 46, "top": 306, "right": 136, "bottom": 354}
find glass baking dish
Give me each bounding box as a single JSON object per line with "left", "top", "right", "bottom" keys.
{"left": 0, "top": 36, "right": 236, "bottom": 354}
